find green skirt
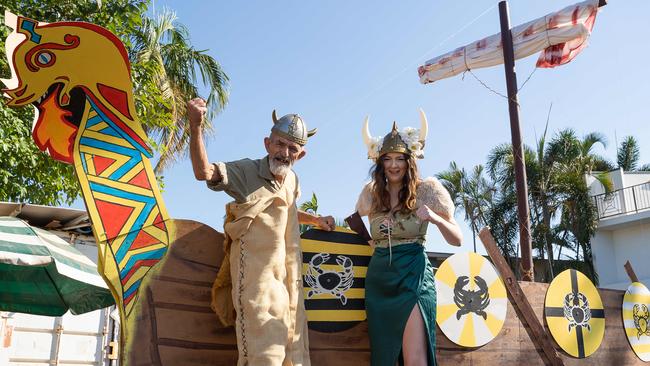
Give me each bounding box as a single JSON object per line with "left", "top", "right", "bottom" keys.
{"left": 365, "top": 243, "right": 437, "bottom": 366}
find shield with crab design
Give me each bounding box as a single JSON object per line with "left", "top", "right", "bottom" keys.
{"left": 301, "top": 227, "right": 373, "bottom": 333}
{"left": 623, "top": 281, "right": 650, "bottom": 361}
{"left": 434, "top": 252, "right": 507, "bottom": 347}
{"left": 545, "top": 269, "right": 605, "bottom": 358}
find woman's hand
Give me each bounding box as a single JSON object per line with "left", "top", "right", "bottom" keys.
{"left": 416, "top": 205, "right": 441, "bottom": 224}
{"left": 416, "top": 205, "right": 463, "bottom": 246}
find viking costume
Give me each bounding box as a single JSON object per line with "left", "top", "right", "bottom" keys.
{"left": 355, "top": 110, "right": 454, "bottom": 366}
{"left": 210, "top": 112, "right": 316, "bottom": 366}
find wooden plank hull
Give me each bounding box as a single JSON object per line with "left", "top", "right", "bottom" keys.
{"left": 127, "top": 220, "right": 643, "bottom": 365}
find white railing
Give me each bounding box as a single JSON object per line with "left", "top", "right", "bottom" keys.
{"left": 593, "top": 181, "right": 650, "bottom": 219}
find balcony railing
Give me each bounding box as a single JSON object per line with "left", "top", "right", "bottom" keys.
{"left": 593, "top": 181, "right": 650, "bottom": 219}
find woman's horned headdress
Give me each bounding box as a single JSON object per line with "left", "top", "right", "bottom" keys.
{"left": 362, "top": 109, "right": 428, "bottom": 160}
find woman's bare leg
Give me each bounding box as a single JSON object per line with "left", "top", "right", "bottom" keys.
{"left": 402, "top": 304, "right": 427, "bottom": 366}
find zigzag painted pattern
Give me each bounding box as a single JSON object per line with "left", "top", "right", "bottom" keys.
{"left": 77, "top": 97, "right": 169, "bottom": 315}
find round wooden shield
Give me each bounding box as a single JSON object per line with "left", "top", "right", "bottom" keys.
{"left": 623, "top": 282, "right": 650, "bottom": 361}
{"left": 434, "top": 252, "right": 507, "bottom": 347}
{"left": 301, "top": 227, "right": 373, "bottom": 333}
{"left": 544, "top": 269, "right": 605, "bottom": 358}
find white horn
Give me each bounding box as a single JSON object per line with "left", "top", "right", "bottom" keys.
{"left": 362, "top": 116, "right": 372, "bottom": 149}
{"left": 418, "top": 108, "right": 428, "bottom": 143}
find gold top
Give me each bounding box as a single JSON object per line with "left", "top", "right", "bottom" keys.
{"left": 369, "top": 210, "right": 428, "bottom": 248}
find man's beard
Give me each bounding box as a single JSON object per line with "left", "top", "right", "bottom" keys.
{"left": 269, "top": 155, "right": 293, "bottom": 177}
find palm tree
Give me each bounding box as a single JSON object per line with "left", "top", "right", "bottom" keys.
{"left": 486, "top": 142, "right": 557, "bottom": 278}
{"left": 617, "top": 136, "right": 640, "bottom": 171}
{"left": 457, "top": 126, "right": 612, "bottom": 282}
{"left": 484, "top": 127, "right": 610, "bottom": 281}
{"left": 485, "top": 188, "right": 520, "bottom": 270}
{"left": 437, "top": 162, "right": 494, "bottom": 253}
{"left": 616, "top": 136, "right": 650, "bottom": 171}
{"left": 545, "top": 129, "right": 612, "bottom": 283}
{"left": 134, "top": 8, "right": 229, "bottom": 173}
{"left": 532, "top": 122, "right": 558, "bottom": 278}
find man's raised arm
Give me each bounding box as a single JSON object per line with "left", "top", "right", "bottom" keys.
{"left": 188, "top": 98, "right": 220, "bottom": 182}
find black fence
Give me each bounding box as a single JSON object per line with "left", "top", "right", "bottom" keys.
{"left": 593, "top": 181, "right": 650, "bottom": 219}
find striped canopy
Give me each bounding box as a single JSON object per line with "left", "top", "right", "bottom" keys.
{"left": 0, "top": 216, "right": 114, "bottom": 316}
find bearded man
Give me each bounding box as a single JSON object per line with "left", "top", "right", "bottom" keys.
{"left": 187, "top": 98, "right": 335, "bottom": 366}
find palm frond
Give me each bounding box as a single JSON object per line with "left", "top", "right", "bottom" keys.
{"left": 581, "top": 131, "right": 607, "bottom": 156}
{"left": 134, "top": 7, "right": 229, "bottom": 174}
{"left": 617, "top": 136, "right": 640, "bottom": 171}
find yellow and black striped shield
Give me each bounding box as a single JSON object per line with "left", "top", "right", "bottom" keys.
{"left": 301, "top": 227, "right": 373, "bottom": 333}
{"left": 544, "top": 269, "right": 605, "bottom": 358}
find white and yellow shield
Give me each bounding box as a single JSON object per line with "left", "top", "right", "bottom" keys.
{"left": 623, "top": 282, "right": 650, "bottom": 361}
{"left": 544, "top": 269, "right": 605, "bottom": 358}
{"left": 434, "top": 252, "right": 507, "bottom": 347}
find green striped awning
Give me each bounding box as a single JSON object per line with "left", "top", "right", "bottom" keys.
{"left": 0, "top": 216, "right": 114, "bottom": 316}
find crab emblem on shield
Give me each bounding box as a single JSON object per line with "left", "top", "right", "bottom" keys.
{"left": 633, "top": 303, "right": 650, "bottom": 339}
{"left": 453, "top": 275, "right": 490, "bottom": 320}
{"left": 563, "top": 292, "right": 592, "bottom": 332}
{"left": 304, "top": 253, "right": 354, "bottom": 305}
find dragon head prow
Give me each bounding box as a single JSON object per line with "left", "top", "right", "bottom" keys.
{"left": 2, "top": 11, "right": 152, "bottom": 163}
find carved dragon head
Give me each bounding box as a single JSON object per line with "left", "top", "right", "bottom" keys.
{"left": 2, "top": 11, "right": 151, "bottom": 164}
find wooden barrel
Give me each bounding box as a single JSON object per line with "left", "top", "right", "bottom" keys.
{"left": 127, "top": 220, "right": 643, "bottom": 365}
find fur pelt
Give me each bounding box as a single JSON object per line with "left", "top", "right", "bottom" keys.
{"left": 355, "top": 176, "right": 454, "bottom": 218}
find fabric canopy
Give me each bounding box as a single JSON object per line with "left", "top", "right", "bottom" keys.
{"left": 0, "top": 216, "right": 114, "bottom": 316}
{"left": 418, "top": 0, "right": 599, "bottom": 84}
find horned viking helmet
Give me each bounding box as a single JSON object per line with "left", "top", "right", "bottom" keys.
{"left": 271, "top": 110, "right": 317, "bottom": 146}
{"left": 362, "top": 109, "right": 429, "bottom": 159}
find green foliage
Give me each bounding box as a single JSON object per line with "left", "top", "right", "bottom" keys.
{"left": 0, "top": 0, "right": 154, "bottom": 205}
{"left": 298, "top": 192, "right": 348, "bottom": 233}
{"left": 437, "top": 162, "right": 494, "bottom": 252}
{"left": 0, "top": 105, "right": 80, "bottom": 205}
{"left": 443, "top": 127, "right": 615, "bottom": 283}
{"left": 299, "top": 192, "right": 319, "bottom": 234}
{"left": 299, "top": 192, "right": 319, "bottom": 214}
{"left": 133, "top": 8, "right": 229, "bottom": 173}
{"left": 617, "top": 136, "right": 640, "bottom": 171}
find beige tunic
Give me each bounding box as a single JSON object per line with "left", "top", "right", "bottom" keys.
{"left": 208, "top": 156, "right": 310, "bottom": 366}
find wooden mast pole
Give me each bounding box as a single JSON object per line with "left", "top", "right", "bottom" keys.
{"left": 498, "top": 0, "right": 534, "bottom": 281}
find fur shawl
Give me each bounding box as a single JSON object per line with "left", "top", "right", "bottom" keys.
{"left": 355, "top": 176, "right": 455, "bottom": 218}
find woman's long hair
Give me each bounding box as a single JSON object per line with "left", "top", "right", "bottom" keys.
{"left": 369, "top": 153, "right": 419, "bottom": 215}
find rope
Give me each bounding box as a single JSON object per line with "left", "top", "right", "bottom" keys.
{"left": 462, "top": 65, "right": 538, "bottom": 105}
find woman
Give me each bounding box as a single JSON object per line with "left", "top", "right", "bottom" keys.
{"left": 355, "top": 110, "right": 462, "bottom": 366}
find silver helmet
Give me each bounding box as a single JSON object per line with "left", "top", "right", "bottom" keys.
{"left": 271, "top": 110, "right": 317, "bottom": 146}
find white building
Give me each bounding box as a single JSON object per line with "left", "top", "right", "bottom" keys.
{"left": 587, "top": 169, "right": 650, "bottom": 290}
{"left": 0, "top": 202, "right": 118, "bottom": 366}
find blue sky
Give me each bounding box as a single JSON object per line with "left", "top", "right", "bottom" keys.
{"left": 129, "top": 0, "right": 650, "bottom": 255}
